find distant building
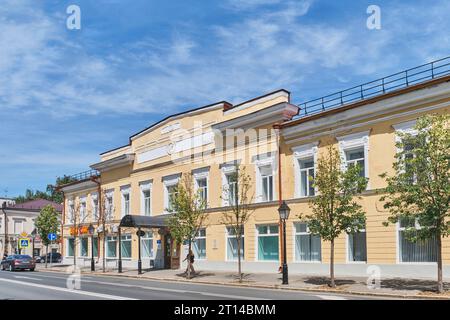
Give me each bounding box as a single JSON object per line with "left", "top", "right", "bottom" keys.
{"left": 1, "top": 199, "right": 62, "bottom": 257}
{"left": 0, "top": 197, "right": 15, "bottom": 208}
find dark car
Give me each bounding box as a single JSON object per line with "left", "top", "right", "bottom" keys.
{"left": 37, "top": 253, "right": 62, "bottom": 263}
{"left": 1, "top": 254, "right": 35, "bottom": 271}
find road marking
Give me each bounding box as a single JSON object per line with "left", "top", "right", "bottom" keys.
{"left": 0, "top": 278, "right": 137, "bottom": 300}
{"left": 13, "top": 276, "right": 42, "bottom": 281}
{"left": 316, "top": 294, "right": 348, "bottom": 300}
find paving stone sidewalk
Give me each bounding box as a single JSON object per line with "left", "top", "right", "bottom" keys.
{"left": 36, "top": 264, "right": 450, "bottom": 299}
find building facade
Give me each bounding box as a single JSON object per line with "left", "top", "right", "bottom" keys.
{"left": 59, "top": 62, "right": 450, "bottom": 278}
{"left": 1, "top": 199, "right": 62, "bottom": 257}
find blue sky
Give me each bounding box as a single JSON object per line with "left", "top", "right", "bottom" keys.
{"left": 1, "top": 0, "right": 449, "bottom": 197}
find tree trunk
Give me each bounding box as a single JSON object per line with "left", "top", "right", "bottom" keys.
{"left": 330, "top": 238, "right": 335, "bottom": 288}
{"left": 102, "top": 231, "right": 106, "bottom": 273}
{"left": 73, "top": 236, "right": 76, "bottom": 267}
{"left": 437, "top": 231, "right": 443, "bottom": 293}
{"left": 237, "top": 236, "right": 242, "bottom": 283}
{"left": 45, "top": 244, "right": 48, "bottom": 269}
{"left": 187, "top": 241, "right": 192, "bottom": 280}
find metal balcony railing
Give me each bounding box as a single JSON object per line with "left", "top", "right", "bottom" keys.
{"left": 69, "top": 169, "right": 100, "bottom": 181}
{"left": 297, "top": 56, "right": 450, "bottom": 117}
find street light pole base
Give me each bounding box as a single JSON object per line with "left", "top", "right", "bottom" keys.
{"left": 282, "top": 263, "right": 289, "bottom": 285}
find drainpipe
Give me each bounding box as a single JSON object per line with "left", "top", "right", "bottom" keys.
{"left": 61, "top": 191, "right": 65, "bottom": 257}
{"left": 273, "top": 124, "right": 284, "bottom": 272}
{"left": 91, "top": 176, "right": 102, "bottom": 262}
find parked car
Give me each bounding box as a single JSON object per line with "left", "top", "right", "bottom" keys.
{"left": 1, "top": 254, "right": 35, "bottom": 271}
{"left": 37, "top": 252, "right": 62, "bottom": 263}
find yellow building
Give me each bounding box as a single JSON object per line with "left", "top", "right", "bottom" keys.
{"left": 59, "top": 60, "right": 450, "bottom": 278}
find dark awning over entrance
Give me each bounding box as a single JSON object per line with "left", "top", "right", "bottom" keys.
{"left": 119, "top": 214, "right": 173, "bottom": 229}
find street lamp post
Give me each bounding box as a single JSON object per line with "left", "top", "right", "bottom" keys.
{"left": 278, "top": 201, "right": 290, "bottom": 285}
{"left": 88, "top": 224, "right": 95, "bottom": 272}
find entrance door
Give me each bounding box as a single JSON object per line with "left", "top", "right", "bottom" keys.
{"left": 163, "top": 234, "right": 172, "bottom": 269}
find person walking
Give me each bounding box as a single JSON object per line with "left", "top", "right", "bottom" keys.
{"left": 183, "top": 249, "right": 195, "bottom": 277}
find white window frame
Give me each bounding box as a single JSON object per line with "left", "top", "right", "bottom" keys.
{"left": 396, "top": 218, "right": 437, "bottom": 265}
{"left": 254, "top": 155, "right": 276, "bottom": 203}
{"left": 120, "top": 234, "right": 132, "bottom": 260}
{"left": 293, "top": 222, "right": 322, "bottom": 263}
{"left": 193, "top": 228, "right": 207, "bottom": 260}
{"left": 105, "top": 189, "right": 114, "bottom": 221}
{"left": 221, "top": 162, "right": 239, "bottom": 207}
{"left": 393, "top": 120, "right": 418, "bottom": 177}
{"left": 256, "top": 224, "right": 280, "bottom": 262}
{"left": 120, "top": 185, "right": 131, "bottom": 218}
{"left": 193, "top": 168, "right": 209, "bottom": 208}
{"left": 163, "top": 174, "right": 181, "bottom": 213}
{"left": 68, "top": 198, "right": 75, "bottom": 224}
{"left": 346, "top": 229, "right": 367, "bottom": 264}
{"left": 79, "top": 237, "right": 89, "bottom": 257}
{"left": 13, "top": 219, "right": 24, "bottom": 235}
{"left": 337, "top": 131, "right": 370, "bottom": 189}
{"left": 79, "top": 196, "right": 87, "bottom": 222}
{"left": 66, "top": 238, "right": 75, "bottom": 257}
{"left": 225, "top": 226, "right": 245, "bottom": 261}
{"left": 293, "top": 143, "right": 318, "bottom": 198}
{"left": 139, "top": 180, "right": 152, "bottom": 216}
{"left": 91, "top": 193, "right": 99, "bottom": 221}
{"left": 106, "top": 236, "right": 117, "bottom": 258}
{"left": 141, "top": 231, "right": 154, "bottom": 259}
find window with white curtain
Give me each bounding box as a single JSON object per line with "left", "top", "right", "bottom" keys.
{"left": 193, "top": 228, "right": 206, "bottom": 259}
{"left": 196, "top": 178, "right": 208, "bottom": 205}
{"left": 91, "top": 194, "right": 99, "bottom": 221}
{"left": 399, "top": 218, "right": 437, "bottom": 263}
{"left": 260, "top": 166, "right": 274, "bottom": 202}
{"left": 299, "top": 158, "right": 315, "bottom": 197}
{"left": 226, "top": 226, "right": 244, "bottom": 261}
{"left": 226, "top": 173, "right": 238, "bottom": 206}
{"left": 348, "top": 230, "right": 367, "bottom": 262}
{"left": 345, "top": 148, "right": 366, "bottom": 178}
{"left": 80, "top": 198, "right": 87, "bottom": 221}
{"left": 140, "top": 181, "right": 152, "bottom": 216}
{"left": 121, "top": 234, "right": 132, "bottom": 258}
{"left": 141, "top": 232, "right": 153, "bottom": 258}
{"left": 295, "top": 223, "right": 321, "bottom": 262}
{"left": 121, "top": 186, "right": 130, "bottom": 217}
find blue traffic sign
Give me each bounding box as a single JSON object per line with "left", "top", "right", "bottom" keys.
{"left": 47, "top": 233, "right": 57, "bottom": 241}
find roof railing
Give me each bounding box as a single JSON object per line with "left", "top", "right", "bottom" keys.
{"left": 68, "top": 169, "right": 100, "bottom": 181}
{"left": 297, "top": 56, "right": 450, "bottom": 117}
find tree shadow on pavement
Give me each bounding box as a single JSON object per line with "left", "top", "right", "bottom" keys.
{"left": 380, "top": 278, "right": 450, "bottom": 292}
{"left": 303, "top": 276, "right": 357, "bottom": 286}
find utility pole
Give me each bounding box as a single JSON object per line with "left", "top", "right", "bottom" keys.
{"left": 2, "top": 202, "right": 8, "bottom": 256}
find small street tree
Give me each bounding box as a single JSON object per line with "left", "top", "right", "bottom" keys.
{"left": 380, "top": 114, "right": 449, "bottom": 293}
{"left": 300, "top": 145, "right": 368, "bottom": 287}
{"left": 167, "top": 173, "right": 207, "bottom": 279}
{"left": 35, "top": 205, "right": 60, "bottom": 268}
{"left": 69, "top": 199, "right": 89, "bottom": 267}
{"left": 220, "top": 166, "right": 254, "bottom": 283}
{"left": 97, "top": 188, "right": 115, "bottom": 273}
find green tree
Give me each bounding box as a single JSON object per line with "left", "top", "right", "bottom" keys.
{"left": 300, "top": 145, "right": 368, "bottom": 287}
{"left": 380, "top": 114, "right": 449, "bottom": 293}
{"left": 35, "top": 205, "right": 60, "bottom": 268}
{"left": 167, "top": 173, "right": 207, "bottom": 279}
{"left": 15, "top": 175, "right": 76, "bottom": 204}
{"left": 220, "top": 166, "right": 254, "bottom": 283}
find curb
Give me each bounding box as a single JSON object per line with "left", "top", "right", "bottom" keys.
{"left": 35, "top": 267, "right": 450, "bottom": 300}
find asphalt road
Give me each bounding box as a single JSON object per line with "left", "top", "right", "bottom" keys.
{"left": 0, "top": 269, "right": 395, "bottom": 300}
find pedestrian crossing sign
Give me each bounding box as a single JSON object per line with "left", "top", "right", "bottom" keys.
{"left": 19, "top": 238, "right": 30, "bottom": 248}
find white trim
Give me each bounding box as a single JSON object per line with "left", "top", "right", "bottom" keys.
{"left": 292, "top": 143, "right": 318, "bottom": 198}
{"left": 293, "top": 222, "right": 322, "bottom": 263}
{"left": 337, "top": 130, "right": 370, "bottom": 189}
{"left": 224, "top": 90, "right": 289, "bottom": 115}
{"left": 255, "top": 224, "right": 280, "bottom": 262}
{"left": 392, "top": 120, "right": 417, "bottom": 135}
{"left": 139, "top": 180, "right": 153, "bottom": 216}
{"left": 193, "top": 168, "right": 209, "bottom": 208}
{"left": 345, "top": 230, "right": 367, "bottom": 264}
{"left": 221, "top": 163, "right": 238, "bottom": 207}
{"left": 120, "top": 185, "right": 131, "bottom": 218}
{"left": 225, "top": 226, "right": 245, "bottom": 262}
{"left": 253, "top": 154, "right": 276, "bottom": 203}
{"left": 162, "top": 174, "right": 181, "bottom": 213}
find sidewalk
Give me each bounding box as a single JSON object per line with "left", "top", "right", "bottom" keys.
{"left": 36, "top": 264, "right": 450, "bottom": 299}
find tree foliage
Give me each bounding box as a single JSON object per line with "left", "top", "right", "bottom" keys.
{"left": 15, "top": 175, "right": 76, "bottom": 204}
{"left": 380, "top": 113, "right": 449, "bottom": 292}
{"left": 35, "top": 205, "right": 60, "bottom": 247}
{"left": 300, "top": 145, "right": 368, "bottom": 287}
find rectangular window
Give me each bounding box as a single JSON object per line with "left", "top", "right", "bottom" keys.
{"left": 167, "top": 185, "right": 178, "bottom": 212}
{"left": 14, "top": 220, "right": 23, "bottom": 234}
{"left": 226, "top": 173, "right": 238, "bottom": 206}
{"left": 92, "top": 197, "right": 99, "bottom": 221}
{"left": 121, "top": 234, "right": 132, "bottom": 259}
{"left": 193, "top": 228, "right": 206, "bottom": 260}
{"left": 226, "top": 226, "right": 244, "bottom": 261}
{"left": 80, "top": 200, "right": 87, "bottom": 221}
{"left": 142, "top": 232, "right": 153, "bottom": 258}
{"left": 80, "top": 238, "right": 88, "bottom": 257}
{"left": 295, "top": 223, "right": 321, "bottom": 262}
{"left": 261, "top": 174, "right": 274, "bottom": 202}
{"left": 345, "top": 148, "right": 365, "bottom": 177}
{"left": 196, "top": 178, "right": 208, "bottom": 206}
{"left": 122, "top": 193, "right": 130, "bottom": 217}
{"left": 257, "top": 225, "right": 279, "bottom": 261}
{"left": 299, "top": 158, "right": 315, "bottom": 197}
{"left": 105, "top": 192, "right": 114, "bottom": 221}
{"left": 106, "top": 236, "right": 117, "bottom": 258}
{"left": 67, "top": 238, "right": 75, "bottom": 257}
{"left": 93, "top": 237, "right": 98, "bottom": 257}
{"left": 143, "top": 189, "right": 151, "bottom": 216}
{"left": 348, "top": 231, "right": 367, "bottom": 262}
{"left": 399, "top": 218, "right": 437, "bottom": 262}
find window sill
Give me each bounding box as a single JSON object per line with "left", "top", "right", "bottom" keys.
{"left": 292, "top": 260, "right": 322, "bottom": 264}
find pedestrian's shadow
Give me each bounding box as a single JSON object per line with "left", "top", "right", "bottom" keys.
{"left": 175, "top": 271, "right": 215, "bottom": 279}
{"left": 380, "top": 278, "right": 450, "bottom": 292}
{"left": 303, "top": 276, "right": 356, "bottom": 287}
